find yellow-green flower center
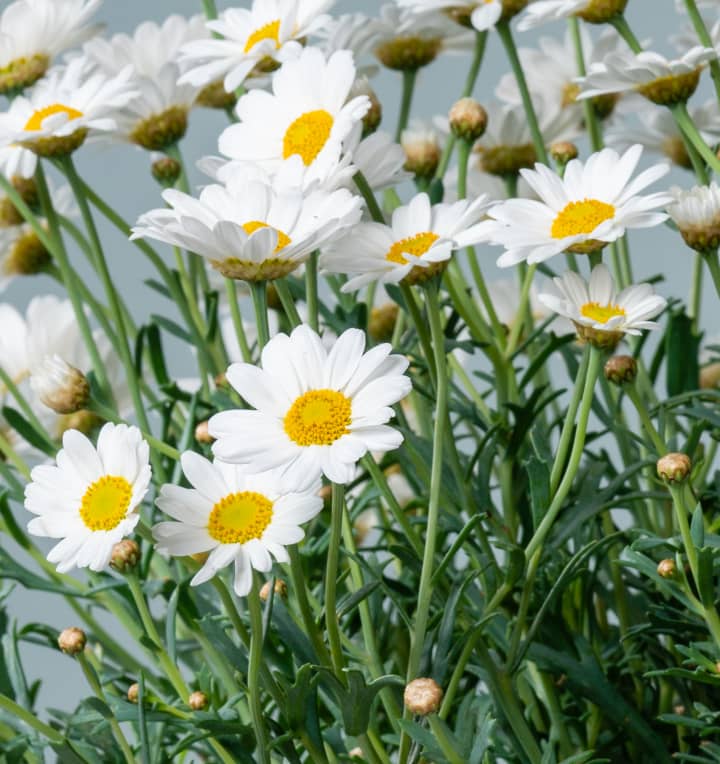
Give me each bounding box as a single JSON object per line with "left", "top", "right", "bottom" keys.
{"left": 580, "top": 301, "right": 626, "bottom": 324}
{"left": 551, "top": 199, "right": 615, "bottom": 240}
{"left": 244, "top": 19, "right": 281, "bottom": 53}
{"left": 24, "top": 103, "right": 83, "bottom": 132}
{"left": 282, "top": 109, "right": 334, "bottom": 165}
{"left": 385, "top": 231, "right": 439, "bottom": 265}
{"left": 284, "top": 389, "right": 352, "bottom": 446}
{"left": 79, "top": 475, "right": 132, "bottom": 531}
{"left": 207, "top": 491, "right": 274, "bottom": 544}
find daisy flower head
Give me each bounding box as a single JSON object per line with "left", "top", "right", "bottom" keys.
{"left": 538, "top": 264, "right": 667, "bottom": 349}
{"left": 393, "top": 1, "right": 529, "bottom": 32}
{"left": 486, "top": 145, "right": 672, "bottom": 267}
{"left": 518, "top": 0, "right": 628, "bottom": 30}
{"left": 24, "top": 423, "right": 151, "bottom": 573}
{"left": 208, "top": 325, "right": 412, "bottom": 489}
{"left": 217, "top": 47, "right": 370, "bottom": 188}
{"left": 321, "top": 192, "right": 494, "bottom": 290}
{"left": 154, "top": 454, "right": 323, "bottom": 597}
{"left": 0, "top": 145, "right": 38, "bottom": 186}
{"left": 401, "top": 119, "right": 442, "bottom": 179}
{"left": 132, "top": 166, "right": 362, "bottom": 282}
{"left": 0, "top": 57, "right": 137, "bottom": 159}
{"left": 0, "top": 0, "right": 102, "bottom": 95}
{"left": 577, "top": 47, "right": 717, "bottom": 106}
{"left": 313, "top": 12, "right": 383, "bottom": 67}
{"left": 667, "top": 182, "right": 720, "bottom": 254}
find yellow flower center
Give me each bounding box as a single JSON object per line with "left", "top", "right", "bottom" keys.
{"left": 284, "top": 389, "right": 352, "bottom": 446}
{"left": 79, "top": 475, "right": 132, "bottom": 531}
{"left": 24, "top": 103, "right": 83, "bottom": 132}
{"left": 242, "top": 220, "right": 291, "bottom": 253}
{"left": 244, "top": 19, "right": 281, "bottom": 54}
{"left": 551, "top": 199, "right": 615, "bottom": 239}
{"left": 282, "top": 109, "right": 334, "bottom": 166}
{"left": 562, "top": 82, "right": 581, "bottom": 107}
{"left": 207, "top": 491, "right": 274, "bottom": 544}
{"left": 385, "top": 231, "right": 440, "bottom": 265}
{"left": 580, "top": 301, "right": 626, "bottom": 324}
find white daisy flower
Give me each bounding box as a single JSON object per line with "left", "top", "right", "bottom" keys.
{"left": 538, "top": 264, "right": 667, "bottom": 348}
{"left": 132, "top": 168, "right": 361, "bottom": 282}
{"left": 0, "top": 57, "right": 137, "bottom": 159}
{"left": 313, "top": 12, "right": 383, "bottom": 69}
{"left": 217, "top": 47, "right": 369, "bottom": 188}
{"left": 667, "top": 182, "right": 720, "bottom": 253}
{"left": 0, "top": 0, "right": 102, "bottom": 94}
{"left": 178, "top": 0, "right": 334, "bottom": 93}
{"left": 209, "top": 325, "right": 412, "bottom": 489}
{"left": 518, "top": 0, "right": 629, "bottom": 30}
{"left": 153, "top": 454, "right": 323, "bottom": 597}
{"left": 321, "top": 192, "right": 494, "bottom": 290}
{"left": 0, "top": 145, "right": 38, "bottom": 182}
{"left": 485, "top": 145, "right": 672, "bottom": 267}
{"left": 24, "top": 423, "right": 151, "bottom": 573}
{"left": 392, "top": 0, "right": 524, "bottom": 32}
{"left": 352, "top": 130, "right": 413, "bottom": 190}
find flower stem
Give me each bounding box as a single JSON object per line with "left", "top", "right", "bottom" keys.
{"left": 569, "top": 18, "right": 603, "bottom": 151}
{"left": 201, "top": 0, "right": 218, "bottom": 20}
{"left": 274, "top": 278, "right": 303, "bottom": 327}
{"left": 705, "top": 250, "right": 720, "bottom": 302}
{"left": 354, "top": 171, "right": 385, "bottom": 224}
{"left": 671, "top": 102, "right": 720, "bottom": 176}
{"left": 247, "top": 581, "right": 270, "bottom": 763}
{"left": 306, "top": 251, "right": 320, "bottom": 331}
{"left": 610, "top": 15, "right": 643, "bottom": 53}
{"left": 250, "top": 280, "right": 270, "bottom": 349}
{"left": 684, "top": 0, "right": 720, "bottom": 104}
{"left": 0, "top": 693, "right": 64, "bottom": 744}
{"left": 689, "top": 252, "right": 704, "bottom": 334}
{"left": 505, "top": 264, "right": 537, "bottom": 358}
{"left": 325, "top": 482, "right": 347, "bottom": 681}
{"left": 225, "top": 278, "right": 252, "bottom": 362}
{"left": 287, "top": 545, "right": 331, "bottom": 664}
{"left": 394, "top": 69, "right": 417, "bottom": 143}
{"left": 625, "top": 386, "right": 667, "bottom": 455}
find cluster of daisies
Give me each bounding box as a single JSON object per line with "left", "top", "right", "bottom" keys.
{"left": 1, "top": 0, "right": 719, "bottom": 596}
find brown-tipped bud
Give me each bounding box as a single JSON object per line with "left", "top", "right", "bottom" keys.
{"left": 319, "top": 483, "right": 332, "bottom": 510}
{"left": 402, "top": 131, "right": 440, "bottom": 180}
{"left": 349, "top": 748, "right": 364, "bottom": 760}
{"left": 657, "top": 558, "right": 676, "bottom": 578}
{"left": 259, "top": 579, "right": 288, "bottom": 602}
{"left": 369, "top": 303, "right": 399, "bottom": 343}
{"left": 550, "top": 141, "right": 579, "bottom": 166}
{"left": 604, "top": 355, "right": 638, "bottom": 385}
{"left": 701, "top": 362, "right": 720, "bottom": 390}
{"left": 404, "top": 678, "right": 443, "bottom": 716}
{"left": 110, "top": 539, "right": 140, "bottom": 574}
{"left": 375, "top": 36, "right": 441, "bottom": 72}
{"left": 29, "top": 356, "right": 90, "bottom": 415}
{"left": 188, "top": 691, "right": 209, "bottom": 711}
{"left": 194, "top": 420, "right": 214, "bottom": 445}
{"left": 127, "top": 683, "right": 139, "bottom": 703}
{"left": 674, "top": 704, "right": 686, "bottom": 715}
{"left": 151, "top": 156, "right": 182, "bottom": 187}
{"left": 58, "top": 627, "right": 86, "bottom": 655}
{"left": 657, "top": 453, "right": 692, "bottom": 483}
{"left": 449, "top": 98, "right": 488, "bottom": 143}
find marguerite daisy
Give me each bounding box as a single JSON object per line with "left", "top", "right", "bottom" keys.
{"left": 667, "top": 182, "right": 720, "bottom": 254}
{"left": 537, "top": 264, "right": 667, "bottom": 348}
{"left": 24, "top": 423, "right": 151, "bottom": 573}
{"left": 208, "top": 325, "right": 412, "bottom": 488}
{"left": 153, "top": 454, "right": 323, "bottom": 597}
{"left": 485, "top": 145, "right": 672, "bottom": 267}
{"left": 393, "top": 0, "right": 528, "bottom": 32}
{"left": 518, "top": 0, "right": 628, "bottom": 30}
{"left": 321, "top": 191, "right": 494, "bottom": 290}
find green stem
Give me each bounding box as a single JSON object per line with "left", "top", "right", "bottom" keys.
{"left": 201, "top": 0, "right": 218, "bottom": 20}
{"left": 225, "top": 278, "right": 252, "bottom": 362}
{"left": 505, "top": 264, "right": 537, "bottom": 358}
{"left": 354, "top": 171, "right": 385, "bottom": 224}
{"left": 689, "top": 252, "right": 704, "bottom": 334}
{"left": 394, "top": 69, "right": 417, "bottom": 143}
{"left": 250, "top": 280, "right": 270, "bottom": 349}
{"left": 274, "top": 278, "right": 303, "bottom": 328}
{"left": 684, "top": 0, "right": 720, "bottom": 104}
{"left": 428, "top": 716, "right": 465, "bottom": 764}
{"left": 247, "top": 582, "right": 270, "bottom": 763}
{"left": 671, "top": 102, "right": 720, "bottom": 176}
{"left": 306, "top": 251, "right": 319, "bottom": 332}
{"left": 705, "top": 250, "right": 720, "bottom": 303}
{"left": 569, "top": 18, "right": 603, "bottom": 152}
{"left": 325, "top": 483, "right": 346, "bottom": 681}
{"left": 625, "top": 386, "right": 667, "bottom": 455}
{"left": 287, "top": 545, "right": 331, "bottom": 664}
{"left": 0, "top": 693, "right": 64, "bottom": 743}
{"left": 610, "top": 15, "right": 643, "bottom": 54}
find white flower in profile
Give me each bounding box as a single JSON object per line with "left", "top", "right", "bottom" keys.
{"left": 24, "top": 423, "right": 151, "bottom": 573}
{"left": 392, "top": 0, "right": 514, "bottom": 32}
{"left": 322, "top": 192, "right": 494, "bottom": 290}
{"left": 538, "top": 264, "right": 667, "bottom": 347}
{"left": 0, "top": 57, "right": 137, "bottom": 158}
{"left": 132, "top": 167, "right": 362, "bottom": 282}
{"left": 154, "top": 454, "right": 323, "bottom": 597}
{"left": 518, "top": 0, "right": 629, "bottom": 30}
{"left": 0, "top": 0, "right": 102, "bottom": 94}
{"left": 209, "top": 325, "right": 412, "bottom": 488}
{"left": 313, "top": 11, "right": 383, "bottom": 69}
{"left": 178, "top": 0, "right": 334, "bottom": 93}
{"left": 0, "top": 145, "right": 38, "bottom": 181}
{"left": 485, "top": 145, "right": 672, "bottom": 267}
{"left": 667, "top": 182, "right": 720, "bottom": 253}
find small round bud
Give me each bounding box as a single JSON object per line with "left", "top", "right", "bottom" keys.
{"left": 131, "top": 106, "right": 189, "bottom": 152}
{"left": 449, "top": 98, "right": 487, "bottom": 143}
{"left": 701, "top": 362, "right": 720, "bottom": 390}
{"left": 259, "top": 579, "right": 288, "bottom": 602}
{"left": 715, "top": 661, "right": 720, "bottom": 674}
{"left": 151, "top": 156, "right": 182, "bottom": 187}
{"left": 657, "top": 559, "right": 676, "bottom": 578}
{"left": 375, "top": 36, "right": 441, "bottom": 72}
{"left": 550, "top": 141, "right": 579, "bottom": 165}
{"left": 350, "top": 77, "right": 382, "bottom": 137}
{"left": 29, "top": 356, "right": 90, "bottom": 415}
{"left": 401, "top": 129, "right": 440, "bottom": 180}
{"left": 657, "top": 453, "right": 692, "bottom": 483}
{"left": 349, "top": 748, "right": 364, "bottom": 760}
{"left": 604, "top": 355, "right": 638, "bottom": 385}
{"left": 194, "top": 420, "right": 214, "bottom": 445}
{"left": 369, "top": 303, "right": 399, "bottom": 343}
{"left": 127, "top": 683, "right": 139, "bottom": 703}
{"left": 58, "top": 627, "right": 86, "bottom": 656}
{"left": 110, "top": 539, "right": 140, "bottom": 574}
{"left": 404, "top": 678, "right": 443, "bottom": 716}
{"left": 674, "top": 704, "right": 686, "bottom": 715}
{"left": 188, "top": 691, "right": 209, "bottom": 711}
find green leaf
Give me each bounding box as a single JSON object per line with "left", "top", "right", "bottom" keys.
{"left": 337, "top": 581, "right": 381, "bottom": 618}
{"left": 84, "top": 697, "right": 113, "bottom": 719}
{"left": 665, "top": 311, "right": 700, "bottom": 396}
{"left": 524, "top": 454, "right": 550, "bottom": 530}
{"left": 145, "top": 323, "right": 170, "bottom": 387}
{"left": 697, "top": 547, "right": 715, "bottom": 608}
{"left": 691, "top": 504, "right": 705, "bottom": 549}
{"left": 1, "top": 406, "right": 55, "bottom": 456}
{"left": 165, "top": 585, "right": 180, "bottom": 665}
{"left": 150, "top": 315, "right": 192, "bottom": 343}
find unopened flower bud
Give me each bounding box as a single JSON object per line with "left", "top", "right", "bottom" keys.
{"left": 196, "top": 80, "right": 236, "bottom": 110}
{"left": 351, "top": 77, "right": 382, "bottom": 136}
{"left": 550, "top": 141, "right": 579, "bottom": 166}
{"left": 657, "top": 453, "right": 692, "bottom": 483}
{"left": 449, "top": 98, "right": 487, "bottom": 143}
{"left": 0, "top": 176, "right": 39, "bottom": 227}
{"left": 369, "top": 303, "right": 399, "bottom": 342}
{"left": 349, "top": 748, "right": 364, "bottom": 760}
{"left": 319, "top": 484, "right": 332, "bottom": 509}
{"left": 375, "top": 36, "right": 441, "bottom": 71}
{"left": 151, "top": 156, "right": 182, "bottom": 187}
{"left": 58, "top": 627, "right": 86, "bottom": 655}
{"left": 604, "top": 355, "right": 638, "bottom": 385}
{"left": 127, "top": 683, "right": 139, "bottom": 703}
{"left": 402, "top": 129, "right": 440, "bottom": 179}
{"left": 657, "top": 559, "right": 676, "bottom": 578}
{"left": 195, "top": 420, "right": 214, "bottom": 445}
{"left": 701, "top": 362, "right": 720, "bottom": 390}
{"left": 260, "top": 579, "right": 288, "bottom": 602}
{"left": 4, "top": 228, "right": 51, "bottom": 277}
{"left": 404, "top": 678, "right": 443, "bottom": 715}
{"left": 110, "top": 539, "right": 140, "bottom": 574}
{"left": 30, "top": 356, "right": 90, "bottom": 415}
{"left": 131, "top": 106, "right": 189, "bottom": 152}
{"left": 188, "top": 691, "right": 209, "bottom": 711}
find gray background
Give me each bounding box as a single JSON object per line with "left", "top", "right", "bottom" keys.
{"left": 4, "top": 0, "right": 704, "bottom": 722}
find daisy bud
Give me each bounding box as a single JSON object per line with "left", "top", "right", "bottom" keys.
{"left": 700, "top": 362, "right": 720, "bottom": 390}
{"left": 196, "top": 81, "right": 237, "bottom": 111}
{"left": 576, "top": 0, "right": 629, "bottom": 24}
{"left": 369, "top": 303, "right": 399, "bottom": 342}
{"left": 404, "top": 678, "right": 443, "bottom": 716}
{"left": 130, "top": 106, "right": 189, "bottom": 152}
{"left": 151, "top": 156, "right": 182, "bottom": 188}
{"left": 30, "top": 356, "right": 90, "bottom": 415}
{"left": 449, "top": 98, "right": 488, "bottom": 143}
{"left": 188, "top": 691, "right": 209, "bottom": 711}
{"left": 0, "top": 177, "right": 39, "bottom": 227}
{"left": 657, "top": 559, "right": 676, "bottom": 579}
{"left": 550, "top": 141, "right": 579, "bottom": 166}
{"left": 58, "top": 627, "right": 86, "bottom": 656}
{"left": 319, "top": 484, "right": 333, "bottom": 509}
{"left": 402, "top": 130, "right": 440, "bottom": 180}
{"left": 674, "top": 705, "right": 686, "bottom": 715}
{"left": 668, "top": 184, "right": 720, "bottom": 255}
{"left": 127, "top": 683, "right": 139, "bottom": 703}
{"left": 110, "top": 539, "right": 140, "bottom": 574}
{"left": 259, "top": 579, "right": 288, "bottom": 602}
{"left": 657, "top": 453, "right": 692, "bottom": 484}
{"left": 4, "top": 229, "right": 51, "bottom": 277}
{"left": 375, "top": 36, "right": 441, "bottom": 72}
{"left": 604, "top": 355, "right": 638, "bottom": 386}
{"left": 351, "top": 78, "right": 382, "bottom": 137}
{"left": 194, "top": 420, "right": 214, "bottom": 445}
{"left": 349, "top": 748, "right": 364, "bottom": 760}
{"left": 0, "top": 54, "right": 49, "bottom": 97}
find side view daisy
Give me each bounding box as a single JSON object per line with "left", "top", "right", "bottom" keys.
{"left": 24, "top": 423, "right": 151, "bottom": 573}
{"left": 537, "top": 264, "right": 667, "bottom": 348}
{"left": 393, "top": 0, "right": 527, "bottom": 32}
{"left": 667, "top": 182, "right": 720, "bottom": 254}
{"left": 153, "top": 454, "right": 323, "bottom": 597}
{"left": 321, "top": 191, "right": 494, "bottom": 290}
{"left": 518, "top": 0, "right": 628, "bottom": 30}
{"left": 485, "top": 145, "right": 672, "bottom": 267}
{"left": 209, "top": 325, "right": 412, "bottom": 489}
